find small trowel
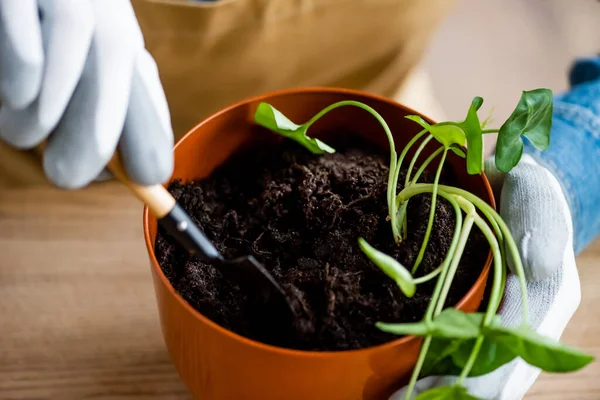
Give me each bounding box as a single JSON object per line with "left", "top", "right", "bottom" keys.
{"left": 107, "top": 154, "right": 299, "bottom": 335}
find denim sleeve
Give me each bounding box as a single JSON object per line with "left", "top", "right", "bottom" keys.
{"left": 523, "top": 56, "right": 600, "bottom": 254}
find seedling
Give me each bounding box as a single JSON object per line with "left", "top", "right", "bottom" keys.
{"left": 254, "top": 89, "right": 593, "bottom": 400}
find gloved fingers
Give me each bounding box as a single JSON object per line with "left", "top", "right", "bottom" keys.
{"left": 483, "top": 152, "right": 547, "bottom": 198}
{"left": 0, "top": 0, "right": 94, "bottom": 149}
{"left": 0, "top": 0, "right": 43, "bottom": 109}
{"left": 118, "top": 50, "right": 174, "bottom": 186}
{"left": 499, "top": 155, "right": 571, "bottom": 281}
{"left": 43, "top": 0, "right": 144, "bottom": 189}
{"left": 499, "top": 246, "right": 580, "bottom": 332}
{"left": 458, "top": 242, "right": 580, "bottom": 400}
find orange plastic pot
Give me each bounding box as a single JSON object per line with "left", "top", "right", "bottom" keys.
{"left": 143, "top": 88, "right": 494, "bottom": 400}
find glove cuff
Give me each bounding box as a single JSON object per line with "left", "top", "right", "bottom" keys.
{"left": 523, "top": 56, "right": 600, "bottom": 254}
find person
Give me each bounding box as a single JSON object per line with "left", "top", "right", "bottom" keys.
{"left": 0, "top": 1, "right": 598, "bottom": 399}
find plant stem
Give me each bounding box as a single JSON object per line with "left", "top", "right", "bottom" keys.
{"left": 302, "top": 100, "right": 399, "bottom": 240}
{"left": 426, "top": 192, "right": 464, "bottom": 319}
{"left": 413, "top": 268, "right": 442, "bottom": 284}
{"left": 397, "top": 145, "right": 444, "bottom": 241}
{"left": 433, "top": 201, "right": 475, "bottom": 316}
{"left": 411, "top": 148, "right": 448, "bottom": 274}
{"left": 478, "top": 206, "right": 508, "bottom": 310}
{"left": 394, "top": 129, "right": 429, "bottom": 191}
{"left": 498, "top": 254, "right": 508, "bottom": 309}
{"left": 390, "top": 129, "right": 428, "bottom": 242}
{"left": 396, "top": 201, "right": 409, "bottom": 241}
{"left": 404, "top": 198, "right": 473, "bottom": 398}
{"left": 403, "top": 192, "right": 463, "bottom": 400}
{"left": 454, "top": 197, "right": 503, "bottom": 324}
{"left": 453, "top": 197, "right": 504, "bottom": 383}
{"left": 398, "top": 183, "right": 529, "bottom": 324}
{"left": 405, "top": 135, "right": 434, "bottom": 187}
{"left": 481, "top": 208, "right": 503, "bottom": 243}
{"left": 411, "top": 146, "right": 445, "bottom": 185}
{"left": 459, "top": 336, "right": 485, "bottom": 382}
{"left": 482, "top": 129, "right": 499, "bottom": 134}
{"left": 406, "top": 336, "right": 433, "bottom": 400}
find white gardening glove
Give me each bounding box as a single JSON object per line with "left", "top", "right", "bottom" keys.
{"left": 390, "top": 154, "right": 580, "bottom": 400}
{"left": 0, "top": 0, "right": 173, "bottom": 189}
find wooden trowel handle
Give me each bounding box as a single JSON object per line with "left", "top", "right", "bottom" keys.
{"left": 33, "top": 141, "right": 221, "bottom": 259}
{"left": 107, "top": 155, "right": 175, "bottom": 218}
{"left": 107, "top": 154, "right": 222, "bottom": 261}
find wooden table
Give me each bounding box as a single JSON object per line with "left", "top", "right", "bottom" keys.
{"left": 1, "top": 182, "right": 598, "bottom": 399}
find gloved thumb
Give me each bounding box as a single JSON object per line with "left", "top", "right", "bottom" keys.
{"left": 484, "top": 155, "right": 571, "bottom": 282}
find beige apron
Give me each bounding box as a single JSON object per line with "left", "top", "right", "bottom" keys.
{"left": 0, "top": 0, "right": 455, "bottom": 188}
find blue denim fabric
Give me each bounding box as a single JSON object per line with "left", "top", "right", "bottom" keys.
{"left": 523, "top": 56, "right": 600, "bottom": 254}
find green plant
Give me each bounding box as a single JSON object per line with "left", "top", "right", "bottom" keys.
{"left": 254, "top": 90, "right": 593, "bottom": 400}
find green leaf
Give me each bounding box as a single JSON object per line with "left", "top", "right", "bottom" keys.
{"left": 358, "top": 238, "right": 416, "bottom": 297}
{"left": 415, "top": 386, "right": 482, "bottom": 400}
{"left": 254, "top": 102, "right": 335, "bottom": 154}
{"left": 495, "top": 89, "right": 553, "bottom": 172}
{"left": 460, "top": 97, "right": 484, "bottom": 175}
{"left": 423, "top": 322, "right": 593, "bottom": 379}
{"left": 451, "top": 337, "right": 518, "bottom": 377}
{"left": 470, "top": 96, "right": 484, "bottom": 111}
{"left": 406, "top": 97, "right": 486, "bottom": 174}
{"left": 422, "top": 316, "right": 516, "bottom": 379}
{"left": 449, "top": 144, "right": 466, "bottom": 158}
{"left": 485, "top": 324, "right": 595, "bottom": 373}
{"left": 376, "top": 320, "right": 431, "bottom": 336}
{"left": 435, "top": 97, "right": 484, "bottom": 174}
{"left": 376, "top": 309, "right": 487, "bottom": 339}
{"left": 422, "top": 337, "right": 517, "bottom": 378}
{"left": 422, "top": 337, "right": 464, "bottom": 377}
{"left": 431, "top": 309, "right": 489, "bottom": 339}
{"left": 405, "top": 116, "right": 466, "bottom": 149}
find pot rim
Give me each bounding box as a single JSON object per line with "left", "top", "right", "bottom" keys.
{"left": 143, "top": 86, "right": 495, "bottom": 358}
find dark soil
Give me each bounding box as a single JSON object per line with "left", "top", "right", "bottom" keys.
{"left": 155, "top": 134, "right": 488, "bottom": 351}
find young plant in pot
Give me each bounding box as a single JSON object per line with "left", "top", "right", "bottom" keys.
{"left": 150, "top": 88, "right": 592, "bottom": 400}
{"left": 252, "top": 89, "right": 594, "bottom": 399}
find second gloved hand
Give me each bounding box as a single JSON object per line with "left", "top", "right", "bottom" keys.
{"left": 389, "top": 54, "right": 600, "bottom": 399}
{"left": 389, "top": 154, "right": 581, "bottom": 400}
{"left": 0, "top": 0, "right": 173, "bottom": 188}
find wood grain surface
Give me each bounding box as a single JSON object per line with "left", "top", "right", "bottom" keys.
{"left": 0, "top": 182, "right": 598, "bottom": 400}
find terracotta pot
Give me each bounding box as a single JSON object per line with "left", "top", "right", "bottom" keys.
{"left": 143, "top": 88, "right": 494, "bottom": 400}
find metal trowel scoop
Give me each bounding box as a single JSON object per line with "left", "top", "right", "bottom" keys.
{"left": 107, "top": 155, "right": 298, "bottom": 333}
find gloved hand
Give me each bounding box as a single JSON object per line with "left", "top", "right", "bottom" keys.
{"left": 390, "top": 55, "right": 600, "bottom": 400}
{"left": 390, "top": 155, "right": 580, "bottom": 400}
{"left": 0, "top": 0, "right": 174, "bottom": 189}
